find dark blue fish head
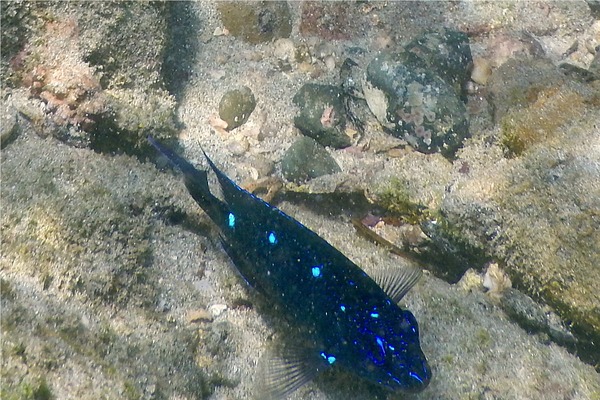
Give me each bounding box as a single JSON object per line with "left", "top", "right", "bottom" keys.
{"left": 336, "top": 307, "right": 431, "bottom": 393}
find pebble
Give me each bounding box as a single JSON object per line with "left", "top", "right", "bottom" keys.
{"left": 209, "top": 304, "right": 228, "bottom": 318}
{"left": 1, "top": 99, "right": 19, "bottom": 149}
{"left": 186, "top": 309, "right": 213, "bottom": 323}
{"left": 218, "top": 86, "right": 257, "bottom": 131}
{"left": 471, "top": 57, "right": 493, "bottom": 85}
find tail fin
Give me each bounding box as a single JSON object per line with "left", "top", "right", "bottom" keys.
{"left": 147, "top": 136, "right": 226, "bottom": 223}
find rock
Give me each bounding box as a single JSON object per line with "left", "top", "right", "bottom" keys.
{"left": 401, "top": 28, "right": 473, "bottom": 99}
{"left": 0, "top": 97, "right": 19, "bottom": 149}
{"left": 439, "top": 72, "right": 600, "bottom": 367}
{"left": 217, "top": 1, "right": 291, "bottom": 44}
{"left": 2, "top": 2, "right": 178, "bottom": 153}
{"left": 218, "top": 86, "right": 257, "bottom": 131}
{"left": 281, "top": 136, "right": 341, "bottom": 184}
{"left": 586, "top": 0, "right": 600, "bottom": 18}
{"left": 293, "top": 83, "right": 351, "bottom": 149}
{"left": 487, "top": 57, "right": 566, "bottom": 126}
{"left": 365, "top": 51, "right": 469, "bottom": 158}
{"left": 1, "top": 132, "right": 208, "bottom": 399}
{"left": 500, "top": 288, "right": 577, "bottom": 348}
{"left": 589, "top": 50, "right": 600, "bottom": 78}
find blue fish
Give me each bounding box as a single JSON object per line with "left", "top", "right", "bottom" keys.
{"left": 148, "top": 136, "right": 431, "bottom": 397}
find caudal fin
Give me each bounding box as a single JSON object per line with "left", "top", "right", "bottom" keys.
{"left": 147, "top": 136, "right": 227, "bottom": 223}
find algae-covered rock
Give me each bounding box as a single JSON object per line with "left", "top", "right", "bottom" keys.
{"left": 293, "top": 83, "right": 351, "bottom": 149}
{"left": 281, "top": 136, "right": 341, "bottom": 184}
{"left": 1, "top": 133, "right": 209, "bottom": 399}
{"left": 439, "top": 73, "right": 600, "bottom": 367}
{"left": 218, "top": 86, "right": 257, "bottom": 131}
{"left": 487, "top": 57, "right": 566, "bottom": 126}
{"left": 3, "top": 2, "right": 178, "bottom": 152}
{"left": 217, "top": 1, "right": 292, "bottom": 44}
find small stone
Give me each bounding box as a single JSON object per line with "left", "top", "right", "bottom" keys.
{"left": 471, "top": 58, "right": 493, "bottom": 85}
{"left": 218, "top": 86, "right": 257, "bottom": 131}
{"left": 273, "top": 38, "right": 295, "bottom": 61}
{"left": 482, "top": 262, "right": 512, "bottom": 300}
{"left": 281, "top": 136, "right": 341, "bottom": 184}
{"left": 186, "top": 309, "right": 213, "bottom": 323}
{"left": 324, "top": 55, "right": 336, "bottom": 71}
{"left": 588, "top": 50, "right": 600, "bottom": 78}
{"left": 209, "top": 304, "right": 228, "bottom": 317}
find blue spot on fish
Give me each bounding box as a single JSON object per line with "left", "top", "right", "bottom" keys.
{"left": 340, "top": 305, "right": 346, "bottom": 312}
{"left": 320, "top": 352, "right": 336, "bottom": 365}
{"left": 228, "top": 212, "right": 235, "bottom": 228}
{"left": 370, "top": 312, "right": 380, "bottom": 318}
{"left": 376, "top": 336, "right": 385, "bottom": 354}
{"left": 268, "top": 231, "right": 277, "bottom": 244}
{"left": 311, "top": 265, "right": 322, "bottom": 278}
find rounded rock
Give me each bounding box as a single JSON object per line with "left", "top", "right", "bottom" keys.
{"left": 365, "top": 52, "right": 469, "bottom": 158}
{"left": 218, "top": 86, "right": 257, "bottom": 131}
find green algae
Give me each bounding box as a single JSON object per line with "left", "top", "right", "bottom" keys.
{"left": 217, "top": 1, "right": 291, "bottom": 44}
{"left": 377, "top": 178, "right": 427, "bottom": 224}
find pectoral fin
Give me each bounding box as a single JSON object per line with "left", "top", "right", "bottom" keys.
{"left": 256, "top": 344, "right": 328, "bottom": 400}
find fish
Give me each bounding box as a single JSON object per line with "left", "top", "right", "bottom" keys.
{"left": 147, "top": 136, "right": 431, "bottom": 397}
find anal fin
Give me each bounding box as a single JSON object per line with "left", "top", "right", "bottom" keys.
{"left": 219, "top": 234, "right": 263, "bottom": 292}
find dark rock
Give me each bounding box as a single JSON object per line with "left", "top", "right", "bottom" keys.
{"left": 293, "top": 83, "right": 351, "bottom": 149}
{"left": 401, "top": 28, "right": 473, "bottom": 100}
{"left": 281, "top": 136, "right": 341, "bottom": 184}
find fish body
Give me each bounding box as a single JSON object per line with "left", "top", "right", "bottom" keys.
{"left": 148, "top": 137, "right": 431, "bottom": 396}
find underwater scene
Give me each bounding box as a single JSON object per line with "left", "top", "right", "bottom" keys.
{"left": 1, "top": 1, "right": 599, "bottom": 399}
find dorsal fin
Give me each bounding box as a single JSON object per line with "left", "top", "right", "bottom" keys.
{"left": 372, "top": 264, "right": 422, "bottom": 303}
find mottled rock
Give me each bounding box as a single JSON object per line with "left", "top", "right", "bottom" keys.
{"left": 401, "top": 28, "right": 473, "bottom": 99}
{"left": 365, "top": 51, "right": 469, "bottom": 158}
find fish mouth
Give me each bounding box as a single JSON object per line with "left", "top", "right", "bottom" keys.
{"left": 404, "top": 360, "right": 431, "bottom": 392}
